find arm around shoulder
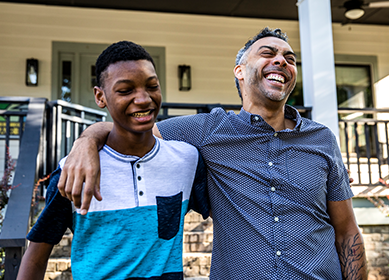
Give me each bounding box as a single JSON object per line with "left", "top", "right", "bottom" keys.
{"left": 17, "top": 242, "right": 54, "bottom": 280}
{"left": 57, "top": 121, "right": 113, "bottom": 212}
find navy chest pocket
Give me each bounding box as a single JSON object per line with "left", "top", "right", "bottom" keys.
{"left": 156, "top": 192, "right": 183, "bottom": 240}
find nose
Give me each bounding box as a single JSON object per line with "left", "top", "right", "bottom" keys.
{"left": 273, "top": 54, "right": 287, "bottom": 67}
{"left": 133, "top": 89, "right": 152, "bottom": 106}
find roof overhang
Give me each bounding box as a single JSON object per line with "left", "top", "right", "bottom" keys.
{"left": 1, "top": 0, "right": 389, "bottom": 26}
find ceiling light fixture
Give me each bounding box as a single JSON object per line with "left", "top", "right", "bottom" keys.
{"left": 344, "top": 0, "right": 365, "bottom": 20}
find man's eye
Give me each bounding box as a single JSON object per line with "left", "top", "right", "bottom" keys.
{"left": 286, "top": 57, "right": 296, "bottom": 64}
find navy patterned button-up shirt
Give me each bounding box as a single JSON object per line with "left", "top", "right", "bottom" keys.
{"left": 157, "top": 105, "right": 353, "bottom": 280}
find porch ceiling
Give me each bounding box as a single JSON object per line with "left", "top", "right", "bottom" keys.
{"left": 2, "top": 0, "right": 389, "bottom": 26}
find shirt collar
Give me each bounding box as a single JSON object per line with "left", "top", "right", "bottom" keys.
{"left": 238, "top": 104, "right": 303, "bottom": 132}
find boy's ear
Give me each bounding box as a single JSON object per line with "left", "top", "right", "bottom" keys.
{"left": 94, "top": 86, "right": 106, "bottom": 109}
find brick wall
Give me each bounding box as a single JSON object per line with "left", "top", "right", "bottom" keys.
{"left": 361, "top": 225, "right": 389, "bottom": 280}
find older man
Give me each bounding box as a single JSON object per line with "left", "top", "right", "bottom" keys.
{"left": 58, "top": 27, "right": 367, "bottom": 279}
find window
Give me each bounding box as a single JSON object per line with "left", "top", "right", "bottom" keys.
{"left": 288, "top": 63, "right": 374, "bottom": 109}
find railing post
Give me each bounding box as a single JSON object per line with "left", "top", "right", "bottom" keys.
{"left": 3, "top": 247, "right": 24, "bottom": 280}
{"left": 0, "top": 98, "right": 47, "bottom": 280}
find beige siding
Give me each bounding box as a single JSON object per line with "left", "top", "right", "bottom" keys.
{"left": 0, "top": 2, "right": 388, "bottom": 106}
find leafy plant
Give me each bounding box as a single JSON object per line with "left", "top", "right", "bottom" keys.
{"left": 0, "top": 146, "right": 19, "bottom": 280}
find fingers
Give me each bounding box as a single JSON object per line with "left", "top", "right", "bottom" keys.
{"left": 346, "top": 169, "right": 354, "bottom": 184}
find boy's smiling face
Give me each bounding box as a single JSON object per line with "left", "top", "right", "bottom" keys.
{"left": 94, "top": 59, "right": 161, "bottom": 136}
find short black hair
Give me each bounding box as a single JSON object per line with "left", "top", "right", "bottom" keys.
{"left": 235, "top": 27, "right": 288, "bottom": 99}
{"left": 95, "top": 41, "right": 155, "bottom": 88}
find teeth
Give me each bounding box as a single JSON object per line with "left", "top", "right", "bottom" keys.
{"left": 131, "top": 110, "right": 152, "bottom": 117}
{"left": 266, "top": 73, "right": 285, "bottom": 83}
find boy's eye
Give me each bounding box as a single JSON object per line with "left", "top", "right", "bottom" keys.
{"left": 148, "top": 85, "right": 160, "bottom": 90}
{"left": 117, "top": 89, "right": 133, "bottom": 94}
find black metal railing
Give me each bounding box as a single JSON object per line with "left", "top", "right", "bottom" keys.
{"left": 158, "top": 103, "right": 312, "bottom": 120}
{"left": 0, "top": 97, "right": 107, "bottom": 280}
{"left": 339, "top": 108, "right": 389, "bottom": 187}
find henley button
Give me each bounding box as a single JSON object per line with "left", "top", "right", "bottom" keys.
{"left": 139, "top": 191, "right": 144, "bottom": 196}
{"left": 136, "top": 164, "right": 140, "bottom": 168}
{"left": 137, "top": 176, "right": 142, "bottom": 181}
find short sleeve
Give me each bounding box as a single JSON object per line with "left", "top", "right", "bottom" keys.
{"left": 27, "top": 166, "right": 73, "bottom": 245}
{"left": 327, "top": 133, "right": 354, "bottom": 201}
{"left": 188, "top": 153, "right": 210, "bottom": 219}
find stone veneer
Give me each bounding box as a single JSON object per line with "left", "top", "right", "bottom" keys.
{"left": 44, "top": 214, "right": 389, "bottom": 280}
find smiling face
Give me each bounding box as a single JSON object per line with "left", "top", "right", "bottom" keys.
{"left": 235, "top": 36, "right": 297, "bottom": 107}
{"left": 94, "top": 60, "right": 161, "bottom": 137}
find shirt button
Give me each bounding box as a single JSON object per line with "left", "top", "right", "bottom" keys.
{"left": 254, "top": 116, "right": 259, "bottom": 121}
{"left": 139, "top": 191, "right": 144, "bottom": 196}
{"left": 274, "top": 132, "right": 278, "bottom": 137}
{"left": 136, "top": 164, "right": 140, "bottom": 168}
{"left": 271, "top": 187, "right": 276, "bottom": 192}
{"left": 268, "top": 162, "right": 273, "bottom": 166}
{"left": 274, "top": 217, "right": 279, "bottom": 222}
{"left": 276, "top": 251, "right": 281, "bottom": 256}
{"left": 137, "top": 176, "right": 142, "bottom": 181}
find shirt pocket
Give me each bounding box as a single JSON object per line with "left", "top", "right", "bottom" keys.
{"left": 156, "top": 192, "right": 183, "bottom": 240}
{"left": 285, "top": 149, "right": 328, "bottom": 205}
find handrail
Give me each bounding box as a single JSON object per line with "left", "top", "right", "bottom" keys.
{"left": 0, "top": 98, "right": 47, "bottom": 280}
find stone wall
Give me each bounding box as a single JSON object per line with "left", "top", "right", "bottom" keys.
{"left": 361, "top": 225, "right": 389, "bottom": 280}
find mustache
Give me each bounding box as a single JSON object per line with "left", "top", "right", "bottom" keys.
{"left": 263, "top": 66, "right": 292, "bottom": 81}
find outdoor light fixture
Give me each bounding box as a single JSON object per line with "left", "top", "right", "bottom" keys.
{"left": 26, "top": 58, "right": 39, "bottom": 86}
{"left": 344, "top": 0, "right": 365, "bottom": 20}
{"left": 178, "top": 65, "right": 191, "bottom": 91}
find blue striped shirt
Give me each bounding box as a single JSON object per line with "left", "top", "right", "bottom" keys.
{"left": 157, "top": 105, "right": 353, "bottom": 280}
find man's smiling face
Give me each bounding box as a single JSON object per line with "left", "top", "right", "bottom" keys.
{"left": 241, "top": 36, "right": 297, "bottom": 104}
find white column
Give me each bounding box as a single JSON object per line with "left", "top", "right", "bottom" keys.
{"left": 297, "top": 0, "right": 340, "bottom": 142}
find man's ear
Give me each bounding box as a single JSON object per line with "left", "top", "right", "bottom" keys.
{"left": 94, "top": 86, "right": 106, "bottom": 109}
{"left": 234, "top": 64, "right": 244, "bottom": 81}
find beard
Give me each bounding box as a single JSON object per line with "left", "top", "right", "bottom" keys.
{"left": 247, "top": 66, "right": 295, "bottom": 102}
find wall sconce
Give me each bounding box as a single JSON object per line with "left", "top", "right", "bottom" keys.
{"left": 178, "top": 65, "right": 191, "bottom": 91}
{"left": 26, "top": 58, "right": 39, "bottom": 86}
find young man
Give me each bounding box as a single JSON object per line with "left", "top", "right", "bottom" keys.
{"left": 58, "top": 28, "right": 367, "bottom": 279}
{"left": 17, "top": 41, "right": 209, "bottom": 280}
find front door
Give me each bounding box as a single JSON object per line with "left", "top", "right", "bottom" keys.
{"left": 52, "top": 42, "right": 166, "bottom": 120}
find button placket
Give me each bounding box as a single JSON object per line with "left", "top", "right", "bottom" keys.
{"left": 134, "top": 161, "right": 147, "bottom": 205}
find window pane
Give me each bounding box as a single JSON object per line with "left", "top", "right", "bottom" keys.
{"left": 61, "top": 61, "right": 72, "bottom": 102}
{"left": 336, "top": 65, "right": 373, "bottom": 108}
{"left": 287, "top": 64, "right": 373, "bottom": 109}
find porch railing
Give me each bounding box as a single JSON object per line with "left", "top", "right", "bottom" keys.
{"left": 0, "top": 97, "right": 106, "bottom": 280}
{"left": 339, "top": 108, "right": 389, "bottom": 187}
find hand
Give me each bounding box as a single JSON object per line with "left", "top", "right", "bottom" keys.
{"left": 347, "top": 169, "right": 354, "bottom": 184}
{"left": 58, "top": 137, "right": 102, "bottom": 215}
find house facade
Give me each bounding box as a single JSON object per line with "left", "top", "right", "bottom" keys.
{"left": 1, "top": 1, "right": 389, "bottom": 279}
